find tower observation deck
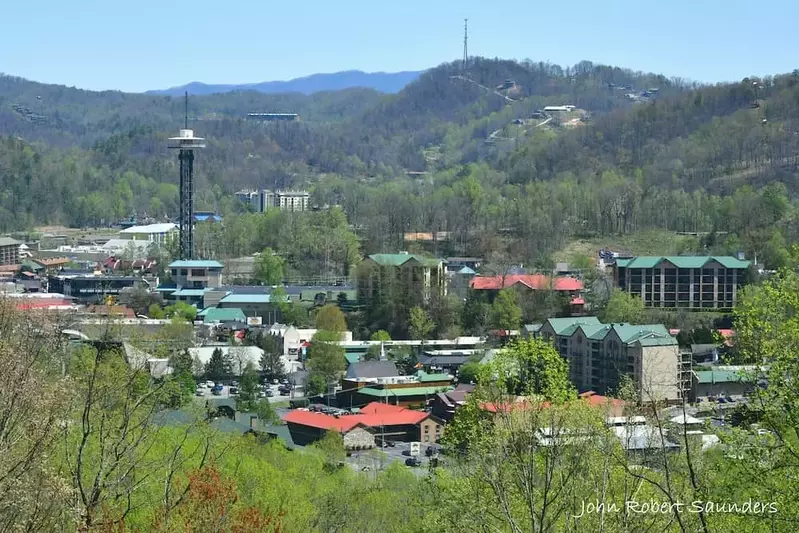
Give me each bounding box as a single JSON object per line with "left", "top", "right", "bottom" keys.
{"left": 168, "top": 128, "right": 205, "bottom": 260}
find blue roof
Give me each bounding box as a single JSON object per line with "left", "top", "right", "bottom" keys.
{"left": 173, "top": 288, "right": 206, "bottom": 297}
{"left": 219, "top": 293, "right": 275, "bottom": 304}
{"left": 156, "top": 284, "right": 177, "bottom": 293}
{"left": 193, "top": 214, "right": 223, "bottom": 222}
{"left": 169, "top": 260, "right": 223, "bottom": 268}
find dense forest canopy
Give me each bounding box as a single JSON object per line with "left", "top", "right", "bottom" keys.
{"left": 2, "top": 58, "right": 799, "bottom": 267}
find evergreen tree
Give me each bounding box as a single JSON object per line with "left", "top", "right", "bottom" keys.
{"left": 236, "top": 362, "right": 260, "bottom": 412}
{"left": 204, "top": 348, "right": 226, "bottom": 382}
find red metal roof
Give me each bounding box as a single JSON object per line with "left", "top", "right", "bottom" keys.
{"left": 283, "top": 402, "right": 430, "bottom": 432}
{"left": 15, "top": 299, "right": 73, "bottom": 311}
{"left": 570, "top": 297, "right": 585, "bottom": 305}
{"left": 470, "top": 274, "right": 583, "bottom": 292}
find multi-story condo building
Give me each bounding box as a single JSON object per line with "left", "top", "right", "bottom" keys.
{"left": 358, "top": 253, "right": 446, "bottom": 304}
{"left": 0, "top": 237, "right": 21, "bottom": 266}
{"left": 235, "top": 190, "right": 311, "bottom": 212}
{"left": 531, "top": 317, "right": 687, "bottom": 402}
{"left": 614, "top": 256, "right": 750, "bottom": 310}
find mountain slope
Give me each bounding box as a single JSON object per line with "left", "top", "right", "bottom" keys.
{"left": 146, "top": 70, "right": 422, "bottom": 96}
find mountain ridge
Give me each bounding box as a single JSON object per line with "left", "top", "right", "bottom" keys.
{"left": 145, "top": 69, "right": 423, "bottom": 96}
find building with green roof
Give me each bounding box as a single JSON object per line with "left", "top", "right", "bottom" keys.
{"left": 358, "top": 252, "right": 446, "bottom": 304}
{"left": 199, "top": 307, "right": 247, "bottom": 324}
{"left": 614, "top": 256, "right": 751, "bottom": 311}
{"left": 691, "top": 367, "right": 759, "bottom": 401}
{"left": 536, "top": 317, "right": 686, "bottom": 402}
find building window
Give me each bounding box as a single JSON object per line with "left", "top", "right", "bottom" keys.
{"left": 424, "top": 435, "right": 430, "bottom": 443}
{"left": 191, "top": 269, "right": 205, "bottom": 277}
{"left": 180, "top": 269, "right": 187, "bottom": 276}
{"left": 171, "top": 268, "right": 177, "bottom": 276}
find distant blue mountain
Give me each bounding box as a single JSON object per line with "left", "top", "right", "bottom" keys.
{"left": 146, "top": 70, "right": 422, "bottom": 96}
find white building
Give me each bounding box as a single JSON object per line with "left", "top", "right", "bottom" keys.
{"left": 119, "top": 223, "right": 178, "bottom": 246}
{"left": 268, "top": 323, "right": 352, "bottom": 359}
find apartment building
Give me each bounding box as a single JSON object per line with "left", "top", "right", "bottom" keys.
{"left": 533, "top": 317, "right": 687, "bottom": 402}
{"left": 235, "top": 189, "right": 311, "bottom": 212}
{"left": 357, "top": 252, "right": 446, "bottom": 304}
{"left": 614, "top": 256, "right": 750, "bottom": 310}
{"left": 166, "top": 260, "right": 224, "bottom": 307}
{"left": 0, "top": 237, "right": 21, "bottom": 266}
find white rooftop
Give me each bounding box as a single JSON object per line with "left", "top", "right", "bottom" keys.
{"left": 120, "top": 223, "right": 178, "bottom": 235}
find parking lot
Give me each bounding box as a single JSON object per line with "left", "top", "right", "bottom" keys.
{"left": 193, "top": 382, "right": 303, "bottom": 404}
{"left": 347, "top": 441, "right": 443, "bottom": 475}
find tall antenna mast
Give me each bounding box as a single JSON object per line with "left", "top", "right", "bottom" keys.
{"left": 462, "top": 19, "right": 468, "bottom": 72}
{"left": 184, "top": 91, "right": 188, "bottom": 129}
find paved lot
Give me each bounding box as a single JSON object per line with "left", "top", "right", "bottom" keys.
{"left": 193, "top": 383, "right": 303, "bottom": 404}
{"left": 347, "top": 440, "right": 442, "bottom": 475}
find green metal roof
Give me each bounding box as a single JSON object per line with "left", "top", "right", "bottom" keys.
{"left": 545, "top": 317, "right": 601, "bottom": 335}
{"left": 202, "top": 307, "right": 247, "bottom": 323}
{"left": 416, "top": 370, "right": 452, "bottom": 383}
{"left": 345, "top": 353, "right": 361, "bottom": 364}
{"left": 367, "top": 253, "right": 442, "bottom": 268}
{"left": 614, "top": 256, "right": 750, "bottom": 270}
{"left": 545, "top": 318, "right": 675, "bottom": 346}
{"left": 169, "top": 260, "right": 224, "bottom": 269}
{"left": 359, "top": 386, "right": 453, "bottom": 397}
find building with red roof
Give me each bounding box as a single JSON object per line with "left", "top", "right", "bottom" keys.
{"left": 282, "top": 402, "right": 445, "bottom": 448}
{"left": 470, "top": 274, "right": 583, "bottom": 292}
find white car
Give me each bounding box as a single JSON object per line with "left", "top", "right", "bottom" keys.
{"left": 205, "top": 381, "right": 215, "bottom": 388}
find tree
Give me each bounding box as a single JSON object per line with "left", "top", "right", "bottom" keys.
{"left": 313, "top": 430, "right": 346, "bottom": 466}
{"left": 315, "top": 304, "right": 347, "bottom": 333}
{"left": 408, "top": 306, "right": 434, "bottom": 339}
{"left": 236, "top": 362, "right": 260, "bottom": 412}
{"left": 148, "top": 303, "right": 166, "bottom": 319}
{"left": 305, "top": 373, "right": 328, "bottom": 396}
{"left": 253, "top": 247, "right": 284, "bottom": 285}
{"left": 257, "top": 334, "right": 285, "bottom": 379}
{"left": 457, "top": 361, "right": 481, "bottom": 384}
{"left": 600, "top": 288, "right": 645, "bottom": 324}
{"left": 255, "top": 398, "right": 278, "bottom": 425}
{"left": 365, "top": 329, "right": 392, "bottom": 360}
{"left": 164, "top": 301, "right": 197, "bottom": 322}
{"left": 204, "top": 347, "right": 227, "bottom": 382}
{"left": 490, "top": 288, "right": 522, "bottom": 330}
{"left": 307, "top": 331, "right": 346, "bottom": 388}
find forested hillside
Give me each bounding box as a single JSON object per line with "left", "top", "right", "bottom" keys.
{"left": 2, "top": 58, "right": 799, "bottom": 268}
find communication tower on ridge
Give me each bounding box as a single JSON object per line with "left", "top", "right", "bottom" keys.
{"left": 168, "top": 92, "right": 205, "bottom": 260}
{"left": 462, "top": 19, "right": 468, "bottom": 72}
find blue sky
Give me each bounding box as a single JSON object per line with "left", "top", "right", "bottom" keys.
{"left": 2, "top": 0, "right": 798, "bottom": 92}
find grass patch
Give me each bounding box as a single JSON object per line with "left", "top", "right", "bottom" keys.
{"left": 554, "top": 230, "right": 702, "bottom": 263}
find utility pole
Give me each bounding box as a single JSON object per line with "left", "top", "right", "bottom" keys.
{"left": 462, "top": 18, "right": 469, "bottom": 72}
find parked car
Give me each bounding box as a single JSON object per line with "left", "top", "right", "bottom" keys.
{"left": 229, "top": 387, "right": 239, "bottom": 395}
{"left": 405, "top": 457, "right": 422, "bottom": 467}
{"left": 279, "top": 388, "right": 290, "bottom": 396}
{"left": 272, "top": 379, "right": 279, "bottom": 385}
{"left": 717, "top": 397, "right": 728, "bottom": 404}
{"left": 195, "top": 389, "right": 205, "bottom": 397}
{"left": 281, "top": 379, "right": 289, "bottom": 385}
{"left": 231, "top": 381, "right": 239, "bottom": 387}
{"left": 265, "top": 389, "right": 275, "bottom": 397}
{"left": 205, "top": 381, "right": 215, "bottom": 388}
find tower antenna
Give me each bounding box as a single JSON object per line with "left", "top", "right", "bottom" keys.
{"left": 462, "top": 19, "right": 468, "bottom": 72}
{"left": 184, "top": 91, "right": 188, "bottom": 129}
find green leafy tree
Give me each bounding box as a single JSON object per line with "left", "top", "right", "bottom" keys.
{"left": 305, "top": 373, "right": 328, "bottom": 396}
{"left": 490, "top": 288, "right": 522, "bottom": 330}
{"left": 253, "top": 247, "right": 284, "bottom": 285}
{"left": 307, "top": 331, "right": 346, "bottom": 387}
{"left": 164, "top": 301, "right": 197, "bottom": 322}
{"left": 457, "top": 361, "right": 481, "bottom": 384}
{"left": 147, "top": 303, "right": 166, "bottom": 319}
{"left": 313, "top": 430, "right": 346, "bottom": 467}
{"left": 365, "top": 329, "right": 391, "bottom": 360}
{"left": 408, "top": 306, "right": 434, "bottom": 340}
{"left": 600, "top": 288, "right": 645, "bottom": 324}
{"left": 314, "top": 304, "right": 347, "bottom": 333}
{"left": 236, "top": 362, "right": 260, "bottom": 412}
{"left": 255, "top": 398, "right": 278, "bottom": 425}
